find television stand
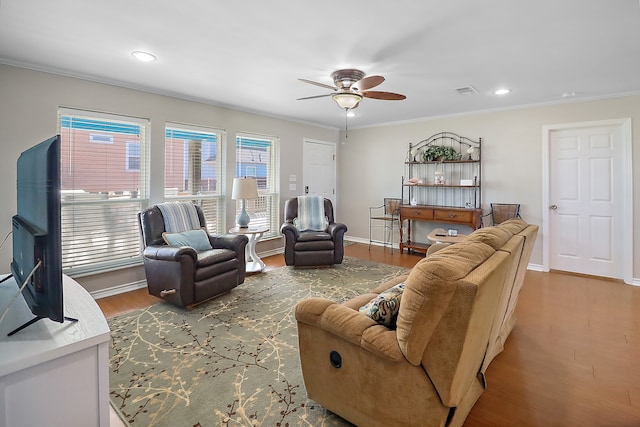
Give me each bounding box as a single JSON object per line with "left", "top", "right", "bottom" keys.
{"left": 7, "top": 314, "right": 78, "bottom": 336}
{"left": 0, "top": 273, "right": 110, "bottom": 426}
{"left": 0, "top": 273, "right": 79, "bottom": 336}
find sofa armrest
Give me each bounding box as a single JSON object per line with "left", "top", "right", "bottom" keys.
{"left": 327, "top": 222, "right": 347, "bottom": 238}
{"left": 143, "top": 244, "right": 197, "bottom": 261}
{"left": 280, "top": 221, "right": 299, "bottom": 238}
{"left": 210, "top": 233, "right": 248, "bottom": 254}
{"left": 295, "top": 298, "right": 405, "bottom": 362}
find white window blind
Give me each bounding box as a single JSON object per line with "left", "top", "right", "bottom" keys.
{"left": 58, "top": 108, "right": 150, "bottom": 275}
{"left": 165, "top": 124, "right": 225, "bottom": 234}
{"left": 236, "top": 133, "right": 279, "bottom": 238}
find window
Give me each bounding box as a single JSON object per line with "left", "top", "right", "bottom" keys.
{"left": 126, "top": 142, "right": 140, "bottom": 171}
{"left": 58, "top": 109, "right": 150, "bottom": 275}
{"left": 236, "top": 133, "right": 279, "bottom": 238}
{"left": 165, "top": 124, "right": 225, "bottom": 234}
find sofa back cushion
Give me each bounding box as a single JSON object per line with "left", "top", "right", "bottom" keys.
{"left": 396, "top": 241, "right": 496, "bottom": 365}
{"left": 396, "top": 225, "right": 523, "bottom": 406}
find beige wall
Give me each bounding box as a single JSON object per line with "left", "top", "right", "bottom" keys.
{"left": 1, "top": 63, "right": 637, "bottom": 292}
{"left": 0, "top": 64, "right": 338, "bottom": 293}
{"left": 336, "top": 96, "right": 639, "bottom": 281}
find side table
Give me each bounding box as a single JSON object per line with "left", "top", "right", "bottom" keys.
{"left": 427, "top": 228, "right": 468, "bottom": 244}
{"left": 229, "top": 226, "right": 269, "bottom": 273}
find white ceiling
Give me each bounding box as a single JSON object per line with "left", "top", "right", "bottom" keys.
{"left": 1, "top": 0, "right": 640, "bottom": 129}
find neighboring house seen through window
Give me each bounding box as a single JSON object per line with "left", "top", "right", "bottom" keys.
{"left": 58, "top": 108, "right": 150, "bottom": 275}
{"left": 165, "top": 124, "right": 225, "bottom": 234}
{"left": 126, "top": 142, "right": 140, "bottom": 172}
{"left": 236, "top": 133, "right": 279, "bottom": 238}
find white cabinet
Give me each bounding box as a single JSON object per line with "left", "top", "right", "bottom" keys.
{"left": 0, "top": 274, "right": 110, "bottom": 427}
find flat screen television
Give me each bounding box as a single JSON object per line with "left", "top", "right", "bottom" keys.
{"left": 1, "top": 135, "right": 75, "bottom": 336}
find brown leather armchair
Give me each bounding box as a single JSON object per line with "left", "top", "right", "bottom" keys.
{"left": 138, "top": 204, "right": 248, "bottom": 307}
{"left": 280, "top": 197, "right": 347, "bottom": 266}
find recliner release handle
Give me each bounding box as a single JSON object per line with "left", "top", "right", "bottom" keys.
{"left": 329, "top": 350, "right": 342, "bottom": 368}
{"left": 160, "top": 289, "right": 177, "bottom": 297}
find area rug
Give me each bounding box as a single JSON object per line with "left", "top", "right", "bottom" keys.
{"left": 108, "top": 257, "right": 409, "bottom": 426}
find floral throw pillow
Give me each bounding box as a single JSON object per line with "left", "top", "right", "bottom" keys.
{"left": 359, "top": 283, "right": 405, "bottom": 328}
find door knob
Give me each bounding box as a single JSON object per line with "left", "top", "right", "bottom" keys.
{"left": 550, "top": 204, "right": 558, "bottom": 210}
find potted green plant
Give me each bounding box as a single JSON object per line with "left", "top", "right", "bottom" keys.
{"left": 422, "top": 145, "right": 461, "bottom": 162}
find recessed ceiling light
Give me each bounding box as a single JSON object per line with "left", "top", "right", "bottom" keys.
{"left": 346, "top": 111, "right": 356, "bottom": 118}
{"left": 131, "top": 51, "right": 156, "bottom": 62}
{"left": 494, "top": 88, "right": 510, "bottom": 95}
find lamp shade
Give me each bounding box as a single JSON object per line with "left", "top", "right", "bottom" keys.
{"left": 231, "top": 177, "right": 258, "bottom": 200}
{"left": 332, "top": 92, "right": 362, "bottom": 109}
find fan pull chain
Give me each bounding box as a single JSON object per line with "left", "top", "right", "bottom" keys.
{"left": 345, "top": 109, "right": 349, "bottom": 139}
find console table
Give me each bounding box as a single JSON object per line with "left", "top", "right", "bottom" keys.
{"left": 0, "top": 274, "right": 110, "bottom": 426}
{"left": 399, "top": 205, "right": 482, "bottom": 254}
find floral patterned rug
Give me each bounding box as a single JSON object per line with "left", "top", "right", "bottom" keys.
{"left": 108, "top": 257, "right": 409, "bottom": 426}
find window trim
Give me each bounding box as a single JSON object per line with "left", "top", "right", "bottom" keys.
{"left": 165, "top": 122, "right": 227, "bottom": 234}
{"left": 236, "top": 132, "right": 280, "bottom": 239}
{"left": 58, "top": 107, "right": 150, "bottom": 276}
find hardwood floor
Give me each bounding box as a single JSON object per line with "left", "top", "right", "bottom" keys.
{"left": 98, "top": 243, "right": 640, "bottom": 426}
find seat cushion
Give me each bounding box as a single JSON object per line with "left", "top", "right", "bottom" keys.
{"left": 297, "top": 231, "right": 332, "bottom": 241}
{"left": 295, "top": 231, "right": 335, "bottom": 252}
{"left": 196, "top": 248, "right": 237, "bottom": 267}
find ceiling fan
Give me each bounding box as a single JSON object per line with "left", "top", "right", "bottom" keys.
{"left": 298, "top": 69, "right": 406, "bottom": 111}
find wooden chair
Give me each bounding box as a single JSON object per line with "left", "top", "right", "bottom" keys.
{"left": 369, "top": 197, "right": 401, "bottom": 253}
{"left": 484, "top": 203, "right": 521, "bottom": 226}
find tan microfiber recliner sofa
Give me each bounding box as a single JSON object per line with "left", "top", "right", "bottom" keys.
{"left": 295, "top": 219, "right": 538, "bottom": 427}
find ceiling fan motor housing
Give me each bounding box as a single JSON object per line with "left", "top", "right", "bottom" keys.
{"left": 331, "top": 69, "right": 365, "bottom": 89}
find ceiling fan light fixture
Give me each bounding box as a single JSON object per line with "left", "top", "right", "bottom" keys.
{"left": 332, "top": 92, "right": 362, "bottom": 109}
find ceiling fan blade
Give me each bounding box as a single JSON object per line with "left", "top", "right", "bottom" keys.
{"left": 361, "top": 90, "right": 407, "bottom": 100}
{"left": 297, "top": 93, "right": 333, "bottom": 101}
{"left": 298, "top": 78, "right": 338, "bottom": 91}
{"left": 354, "top": 75, "right": 384, "bottom": 91}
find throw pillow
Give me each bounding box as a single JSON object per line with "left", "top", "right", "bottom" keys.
{"left": 162, "top": 228, "right": 212, "bottom": 251}
{"left": 359, "top": 283, "right": 405, "bottom": 328}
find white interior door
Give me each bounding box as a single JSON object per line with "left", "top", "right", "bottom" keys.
{"left": 303, "top": 139, "right": 336, "bottom": 207}
{"left": 548, "top": 124, "right": 624, "bottom": 278}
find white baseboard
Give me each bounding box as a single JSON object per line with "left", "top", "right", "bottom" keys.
{"left": 91, "top": 280, "right": 147, "bottom": 300}
{"left": 527, "top": 263, "right": 544, "bottom": 272}
{"left": 91, "top": 249, "right": 285, "bottom": 299}
{"left": 258, "top": 247, "right": 284, "bottom": 258}
{"left": 346, "top": 236, "right": 398, "bottom": 249}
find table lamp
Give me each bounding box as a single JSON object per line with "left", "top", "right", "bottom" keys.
{"left": 231, "top": 177, "right": 258, "bottom": 228}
